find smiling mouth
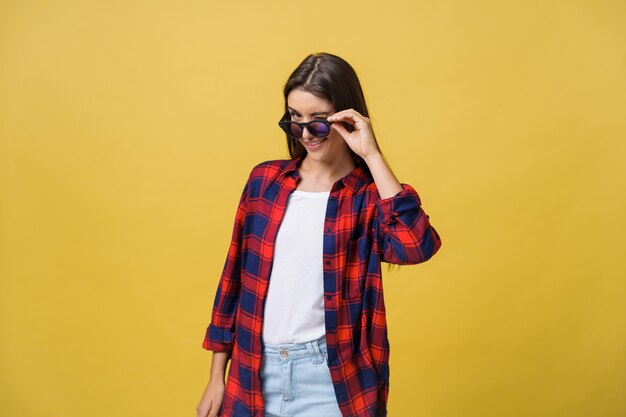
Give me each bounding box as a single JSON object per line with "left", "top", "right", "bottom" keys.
{"left": 301, "top": 137, "right": 328, "bottom": 146}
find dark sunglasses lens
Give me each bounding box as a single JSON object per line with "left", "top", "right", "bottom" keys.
{"left": 281, "top": 122, "right": 303, "bottom": 138}
{"left": 308, "top": 121, "right": 330, "bottom": 138}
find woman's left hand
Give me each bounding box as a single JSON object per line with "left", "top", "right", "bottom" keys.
{"left": 328, "top": 109, "right": 380, "bottom": 160}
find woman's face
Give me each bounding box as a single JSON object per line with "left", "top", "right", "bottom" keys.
{"left": 286, "top": 89, "right": 351, "bottom": 164}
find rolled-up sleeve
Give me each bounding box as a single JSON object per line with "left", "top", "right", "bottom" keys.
{"left": 202, "top": 178, "right": 250, "bottom": 352}
{"left": 375, "top": 183, "right": 442, "bottom": 265}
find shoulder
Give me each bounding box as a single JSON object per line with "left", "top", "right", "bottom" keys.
{"left": 240, "top": 158, "right": 292, "bottom": 197}
{"left": 248, "top": 158, "right": 289, "bottom": 178}
{"left": 243, "top": 158, "right": 291, "bottom": 183}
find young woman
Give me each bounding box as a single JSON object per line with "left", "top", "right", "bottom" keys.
{"left": 196, "top": 52, "right": 442, "bottom": 417}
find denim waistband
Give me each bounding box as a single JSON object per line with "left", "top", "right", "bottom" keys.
{"left": 262, "top": 334, "right": 327, "bottom": 363}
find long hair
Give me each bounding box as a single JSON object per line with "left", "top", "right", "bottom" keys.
{"left": 282, "top": 52, "right": 390, "bottom": 179}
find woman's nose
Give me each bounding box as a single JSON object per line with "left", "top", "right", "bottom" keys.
{"left": 301, "top": 126, "right": 314, "bottom": 140}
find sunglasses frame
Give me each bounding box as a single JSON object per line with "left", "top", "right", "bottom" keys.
{"left": 277, "top": 113, "right": 334, "bottom": 139}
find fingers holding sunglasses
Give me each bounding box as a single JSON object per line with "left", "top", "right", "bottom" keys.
{"left": 327, "top": 109, "right": 369, "bottom": 130}
{"left": 328, "top": 120, "right": 350, "bottom": 137}
{"left": 328, "top": 109, "right": 379, "bottom": 159}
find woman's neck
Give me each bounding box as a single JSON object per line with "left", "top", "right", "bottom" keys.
{"left": 297, "top": 152, "right": 357, "bottom": 189}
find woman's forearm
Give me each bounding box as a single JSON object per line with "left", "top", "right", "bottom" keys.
{"left": 364, "top": 152, "right": 403, "bottom": 199}
{"left": 210, "top": 351, "right": 231, "bottom": 381}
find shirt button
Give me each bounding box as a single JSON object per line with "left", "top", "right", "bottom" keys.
{"left": 326, "top": 227, "right": 332, "bottom": 232}
{"left": 326, "top": 295, "right": 332, "bottom": 300}
{"left": 325, "top": 261, "right": 331, "bottom": 266}
{"left": 338, "top": 393, "right": 346, "bottom": 401}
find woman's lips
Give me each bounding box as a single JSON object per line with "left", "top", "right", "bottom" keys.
{"left": 302, "top": 138, "right": 327, "bottom": 151}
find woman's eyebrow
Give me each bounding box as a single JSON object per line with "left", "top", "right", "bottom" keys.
{"left": 288, "top": 106, "right": 331, "bottom": 116}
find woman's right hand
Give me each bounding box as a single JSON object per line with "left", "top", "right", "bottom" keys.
{"left": 196, "top": 378, "right": 226, "bottom": 417}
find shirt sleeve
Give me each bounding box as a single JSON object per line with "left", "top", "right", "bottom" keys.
{"left": 202, "top": 177, "right": 250, "bottom": 352}
{"left": 374, "top": 183, "right": 442, "bottom": 265}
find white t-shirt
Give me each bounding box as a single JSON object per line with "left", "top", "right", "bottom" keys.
{"left": 261, "top": 189, "right": 330, "bottom": 344}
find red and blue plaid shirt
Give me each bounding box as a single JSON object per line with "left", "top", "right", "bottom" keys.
{"left": 203, "top": 154, "right": 442, "bottom": 417}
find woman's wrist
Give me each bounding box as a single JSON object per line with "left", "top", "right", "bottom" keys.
{"left": 363, "top": 151, "right": 383, "bottom": 165}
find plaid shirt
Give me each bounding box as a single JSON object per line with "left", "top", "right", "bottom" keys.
{"left": 203, "top": 154, "right": 442, "bottom": 417}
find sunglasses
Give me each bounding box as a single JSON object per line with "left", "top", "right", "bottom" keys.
{"left": 278, "top": 112, "right": 333, "bottom": 139}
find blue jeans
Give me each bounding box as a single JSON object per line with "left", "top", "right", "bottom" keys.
{"left": 261, "top": 334, "right": 343, "bottom": 417}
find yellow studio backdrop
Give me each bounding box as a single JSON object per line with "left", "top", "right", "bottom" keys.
{"left": 0, "top": 1, "right": 624, "bottom": 416}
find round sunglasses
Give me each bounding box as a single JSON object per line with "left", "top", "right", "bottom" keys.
{"left": 278, "top": 113, "right": 333, "bottom": 139}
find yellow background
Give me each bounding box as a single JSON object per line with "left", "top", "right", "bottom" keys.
{"left": 1, "top": 1, "right": 624, "bottom": 416}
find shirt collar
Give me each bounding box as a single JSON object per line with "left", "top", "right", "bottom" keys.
{"left": 279, "top": 153, "right": 372, "bottom": 193}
